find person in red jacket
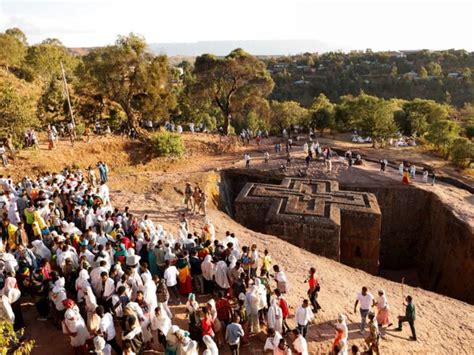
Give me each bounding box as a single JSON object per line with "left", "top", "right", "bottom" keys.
{"left": 201, "top": 306, "right": 215, "bottom": 338}
{"left": 307, "top": 267, "right": 322, "bottom": 313}
{"left": 274, "top": 288, "right": 290, "bottom": 335}
{"left": 216, "top": 291, "right": 232, "bottom": 326}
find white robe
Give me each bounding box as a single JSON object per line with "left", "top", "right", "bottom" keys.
{"left": 62, "top": 307, "right": 90, "bottom": 347}
{"left": 267, "top": 299, "right": 283, "bottom": 334}
{"left": 214, "top": 260, "right": 229, "bottom": 289}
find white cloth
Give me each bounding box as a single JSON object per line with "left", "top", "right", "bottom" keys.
{"left": 62, "top": 307, "right": 90, "bottom": 347}
{"left": 264, "top": 331, "right": 282, "bottom": 351}
{"left": 202, "top": 335, "right": 219, "bottom": 355}
{"left": 295, "top": 305, "right": 314, "bottom": 326}
{"left": 164, "top": 265, "right": 179, "bottom": 287}
{"left": 267, "top": 299, "right": 283, "bottom": 334}
{"left": 292, "top": 335, "right": 308, "bottom": 355}
{"left": 357, "top": 292, "right": 374, "bottom": 310}
{"left": 215, "top": 260, "right": 229, "bottom": 289}
{"left": 201, "top": 255, "right": 215, "bottom": 281}
{"left": 99, "top": 312, "right": 116, "bottom": 341}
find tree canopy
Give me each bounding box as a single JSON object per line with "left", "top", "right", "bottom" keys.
{"left": 77, "top": 34, "right": 176, "bottom": 133}
{"left": 192, "top": 48, "right": 274, "bottom": 134}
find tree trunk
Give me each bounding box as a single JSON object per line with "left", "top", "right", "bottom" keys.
{"left": 222, "top": 112, "right": 231, "bottom": 135}
{"left": 122, "top": 103, "right": 147, "bottom": 137}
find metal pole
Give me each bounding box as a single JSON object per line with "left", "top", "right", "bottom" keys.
{"left": 60, "top": 61, "right": 75, "bottom": 128}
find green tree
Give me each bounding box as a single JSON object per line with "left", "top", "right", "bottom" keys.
{"left": 192, "top": 48, "right": 274, "bottom": 134}
{"left": 5, "top": 27, "right": 28, "bottom": 45}
{"left": 426, "top": 119, "right": 460, "bottom": 155}
{"left": 390, "top": 66, "right": 398, "bottom": 79}
{"left": 402, "top": 99, "right": 450, "bottom": 136}
{"left": 311, "top": 107, "right": 334, "bottom": 136}
{"left": 37, "top": 79, "right": 68, "bottom": 123}
{"left": 427, "top": 61, "right": 443, "bottom": 77}
{"left": 0, "top": 82, "right": 39, "bottom": 143}
{"left": 0, "top": 29, "right": 27, "bottom": 71}
{"left": 24, "top": 38, "right": 75, "bottom": 81}
{"left": 342, "top": 93, "right": 398, "bottom": 147}
{"left": 77, "top": 34, "right": 176, "bottom": 134}
{"left": 450, "top": 137, "right": 474, "bottom": 168}
{"left": 270, "top": 100, "right": 308, "bottom": 133}
{"left": 461, "top": 67, "right": 472, "bottom": 81}
{"left": 418, "top": 66, "right": 428, "bottom": 79}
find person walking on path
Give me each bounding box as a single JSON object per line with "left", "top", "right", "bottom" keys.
{"left": 307, "top": 267, "right": 321, "bottom": 313}
{"left": 226, "top": 314, "right": 245, "bottom": 355}
{"left": 395, "top": 295, "right": 417, "bottom": 341}
{"left": 295, "top": 299, "right": 314, "bottom": 338}
{"left": 244, "top": 153, "right": 251, "bottom": 168}
{"left": 354, "top": 286, "right": 374, "bottom": 334}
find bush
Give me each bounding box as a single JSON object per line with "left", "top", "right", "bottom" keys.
{"left": 75, "top": 122, "right": 86, "bottom": 137}
{"left": 150, "top": 131, "right": 185, "bottom": 157}
{"left": 450, "top": 137, "right": 474, "bottom": 168}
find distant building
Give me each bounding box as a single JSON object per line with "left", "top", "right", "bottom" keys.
{"left": 294, "top": 79, "right": 310, "bottom": 85}
{"left": 403, "top": 71, "right": 419, "bottom": 80}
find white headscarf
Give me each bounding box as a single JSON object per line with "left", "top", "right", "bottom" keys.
{"left": 201, "top": 255, "right": 214, "bottom": 281}
{"left": 215, "top": 260, "right": 229, "bottom": 289}
{"left": 31, "top": 240, "right": 52, "bottom": 260}
{"left": 151, "top": 303, "right": 172, "bottom": 336}
{"left": 141, "top": 273, "right": 157, "bottom": 312}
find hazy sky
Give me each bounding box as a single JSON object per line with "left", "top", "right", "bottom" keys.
{"left": 0, "top": 0, "right": 473, "bottom": 50}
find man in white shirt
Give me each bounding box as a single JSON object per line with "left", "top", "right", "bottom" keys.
{"left": 295, "top": 299, "right": 314, "bottom": 338}
{"left": 354, "top": 286, "right": 374, "bottom": 334}
{"left": 96, "top": 305, "right": 122, "bottom": 354}
{"left": 163, "top": 260, "right": 180, "bottom": 304}
{"left": 99, "top": 272, "right": 115, "bottom": 310}
{"left": 292, "top": 328, "right": 308, "bottom": 355}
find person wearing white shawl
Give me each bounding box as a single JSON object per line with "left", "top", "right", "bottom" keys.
{"left": 0, "top": 252, "right": 18, "bottom": 273}
{"left": 0, "top": 288, "right": 20, "bottom": 324}
{"left": 255, "top": 278, "right": 268, "bottom": 310}
{"left": 150, "top": 304, "right": 172, "bottom": 348}
{"left": 93, "top": 335, "right": 111, "bottom": 355}
{"left": 263, "top": 327, "right": 283, "bottom": 352}
{"left": 202, "top": 335, "right": 219, "bottom": 355}
{"left": 166, "top": 325, "right": 181, "bottom": 354}
{"left": 84, "top": 286, "right": 99, "bottom": 332}
{"left": 267, "top": 298, "right": 283, "bottom": 334}
{"left": 215, "top": 260, "right": 230, "bottom": 289}
{"left": 245, "top": 286, "right": 260, "bottom": 333}
{"left": 164, "top": 246, "right": 176, "bottom": 262}
{"left": 141, "top": 273, "right": 158, "bottom": 315}
{"left": 126, "top": 255, "right": 144, "bottom": 299}
{"left": 90, "top": 261, "right": 109, "bottom": 294}
{"left": 201, "top": 255, "right": 214, "bottom": 283}
{"left": 75, "top": 269, "right": 91, "bottom": 303}
{"left": 176, "top": 329, "right": 198, "bottom": 355}
{"left": 62, "top": 301, "right": 90, "bottom": 350}
{"left": 31, "top": 240, "right": 52, "bottom": 260}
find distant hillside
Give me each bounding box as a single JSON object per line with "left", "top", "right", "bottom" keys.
{"left": 148, "top": 39, "right": 335, "bottom": 56}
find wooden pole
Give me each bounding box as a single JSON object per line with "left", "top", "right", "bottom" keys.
{"left": 60, "top": 61, "right": 75, "bottom": 128}
{"left": 401, "top": 277, "right": 405, "bottom": 305}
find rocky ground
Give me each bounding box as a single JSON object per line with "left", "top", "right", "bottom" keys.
{"left": 4, "top": 134, "right": 473, "bottom": 354}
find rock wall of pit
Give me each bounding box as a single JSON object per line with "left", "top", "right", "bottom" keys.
{"left": 215, "top": 169, "right": 474, "bottom": 303}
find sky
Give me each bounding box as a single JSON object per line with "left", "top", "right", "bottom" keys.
{"left": 0, "top": 0, "right": 473, "bottom": 51}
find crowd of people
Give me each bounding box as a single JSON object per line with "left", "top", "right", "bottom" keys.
{"left": 0, "top": 160, "right": 418, "bottom": 355}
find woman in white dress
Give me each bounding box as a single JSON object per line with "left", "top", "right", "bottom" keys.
{"left": 267, "top": 298, "right": 283, "bottom": 334}
{"left": 62, "top": 299, "right": 90, "bottom": 354}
